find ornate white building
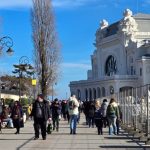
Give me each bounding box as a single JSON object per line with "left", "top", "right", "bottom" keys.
{"left": 69, "top": 9, "right": 150, "bottom": 101}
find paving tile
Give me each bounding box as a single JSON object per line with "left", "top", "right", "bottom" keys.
{"left": 0, "top": 114, "right": 150, "bottom": 150}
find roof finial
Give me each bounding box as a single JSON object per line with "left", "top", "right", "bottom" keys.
{"left": 123, "top": 9, "right": 132, "bottom": 17}
{"left": 100, "top": 19, "right": 108, "bottom": 29}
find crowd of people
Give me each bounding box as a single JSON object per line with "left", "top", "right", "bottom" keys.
{"left": 0, "top": 94, "right": 122, "bottom": 141}
{"left": 83, "top": 98, "right": 122, "bottom": 135}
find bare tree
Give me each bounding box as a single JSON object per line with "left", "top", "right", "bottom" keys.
{"left": 31, "top": 0, "right": 61, "bottom": 98}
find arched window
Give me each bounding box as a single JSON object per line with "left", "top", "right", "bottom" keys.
{"left": 89, "top": 88, "right": 92, "bottom": 101}
{"left": 102, "top": 87, "right": 106, "bottom": 97}
{"left": 97, "top": 87, "right": 101, "bottom": 98}
{"left": 93, "top": 88, "right": 96, "bottom": 100}
{"left": 77, "top": 89, "right": 81, "bottom": 100}
{"left": 85, "top": 89, "right": 88, "bottom": 101}
{"left": 105, "top": 55, "right": 117, "bottom": 76}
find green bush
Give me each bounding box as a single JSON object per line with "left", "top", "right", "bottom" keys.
{"left": 20, "top": 98, "right": 29, "bottom": 106}
{"left": 4, "top": 98, "right": 14, "bottom": 106}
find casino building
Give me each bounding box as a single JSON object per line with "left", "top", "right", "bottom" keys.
{"left": 69, "top": 9, "right": 150, "bottom": 101}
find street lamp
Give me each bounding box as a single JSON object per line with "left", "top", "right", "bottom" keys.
{"left": 0, "top": 36, "right": 14, "bottom": 56}
{"left": 19, "top": 56, "right": 29, "bottom": 100}
{"left": 0, "top": 36, "right": 14, "bottom": 101}
{"left": 13, "top": 56, "right": 34, "bottom": 101}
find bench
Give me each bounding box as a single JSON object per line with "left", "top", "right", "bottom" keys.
{"left": 0, "top": 119, "right": 13, "bottom": 133}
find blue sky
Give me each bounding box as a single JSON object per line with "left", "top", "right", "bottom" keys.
{"left": 0, "top": 0, "right": 150, "bottom": 99}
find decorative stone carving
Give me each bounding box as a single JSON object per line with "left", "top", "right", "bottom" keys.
{"left": 119, "top": 9, "right": 138, "bottom": 44}
{"left": 100, "top": 19, "right": 109, "bottom": 30}
{"left": 95, "top": 19, "right": 109, "bottom": 45}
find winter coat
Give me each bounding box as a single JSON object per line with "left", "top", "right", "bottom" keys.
{"left": 31, "top": 100, "right": 51, "bottom": 121}
{"left": 51, "top": 102, "right": 61, "bottom": 119}
{"left": 94, "top": 108, "right": 103, "bottom": 127}
{"left": 11, "top": 106, "right": 23, "bottom": 128}
{"left": 101, "top": 102, "right": 108, "bottom": 117}
{"left": 88, "top": 102, "right": 95, "bottom": 118}
{"left": 106, "top": 102, "right": 120, "bottom": 119}
{"left": 68, "top": 97, "right": 79, "bottom": 115}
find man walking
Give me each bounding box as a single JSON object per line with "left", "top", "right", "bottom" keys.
{"left": 31, "top": 94, "right": 51, "bottom": 140}
{"left": 68, "top": 94, "right": 79, "bottom": 134}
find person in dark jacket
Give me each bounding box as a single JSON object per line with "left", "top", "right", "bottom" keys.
{"left": 11, "top": 101, "right": 23, "bottom": 134}
{"left": 83, "top": 101, "right": 90, "bottom": 125}
{"left": 51, "top": 98, "right": 61, "bottom": 132}
{"left": 31, "top": 94, "right": 51, "bottom": 140}
{"left": 61, "top": 100, "right": 68, "bottom": 121}
{"left": 94, "top": 100, "right": 103, "bottom": 135}
{"left": 88, "top": 101, "right": 95, "bottom": 128}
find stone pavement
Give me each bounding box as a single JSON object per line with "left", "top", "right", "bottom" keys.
{"left": 0, "top": 114, "right": 150, "bottom": 150}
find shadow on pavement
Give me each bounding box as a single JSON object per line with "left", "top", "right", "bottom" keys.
{"left": 104, "top": 136, "right": 139, "bottom": 140}
{"left": 16, "top": 136, "right": 34, "bottom": 150}
{"left": 0, "top": 138, "right": 33, "bottom": 140}
{"left": 100, "top": 145, "right": 150, "bottom": 149}
{"left": 0, "top": 132, "right": 34, "bottom": 135}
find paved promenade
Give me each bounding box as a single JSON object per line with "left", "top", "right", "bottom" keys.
{"left": 0, "top": 114, "right": 150, "bottom": 150}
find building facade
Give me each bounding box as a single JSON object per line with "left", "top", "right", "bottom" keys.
{"left": 69, "top": 9, "right": 150, "bottom": 101}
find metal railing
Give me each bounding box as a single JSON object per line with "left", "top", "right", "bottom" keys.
{"left": 103, "top": 84, "right": 150, "bottom": 144}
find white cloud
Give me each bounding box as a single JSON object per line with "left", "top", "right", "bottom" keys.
{"left": 62, "top": 62, "right": 91, "bottom": 70}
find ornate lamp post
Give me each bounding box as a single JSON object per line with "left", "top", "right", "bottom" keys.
{"left": 13, "top": 56, "right": 34, "bottom": 101}
{"left": 0, "top": 36, "right": 14, "bottom": 55}
{"left": 0, "top": 36, "right": 14, "bottom": 105}
{"left": 19, "top": 56, "right": 29, "bottom": 100}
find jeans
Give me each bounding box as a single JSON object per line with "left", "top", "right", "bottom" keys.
{"left": 108, "top": 117, "right": 117, "bottom": 135}
{"left": 70, "top": 114, "right": 78, "bottom": 134}
{"left": 3, "top": 118, "right": 13, "bottom": 128}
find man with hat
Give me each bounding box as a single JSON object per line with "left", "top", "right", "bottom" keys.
{"left": 31, "top": 94, "right": 51, "bottom": 140}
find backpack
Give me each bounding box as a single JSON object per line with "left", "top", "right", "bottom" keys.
{"left": 107, "top": 104, "right": 116, "bottom": 117}
{"left": 69, "top": 101, "right": 75, "bottom": 110}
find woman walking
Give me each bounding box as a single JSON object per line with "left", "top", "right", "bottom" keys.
{"left": 106, "top": 98, "right": 120, "bottom": 135}
{"left": 94, "top": 100, "right": 103, "bottom": 135}
{"left": 11, "top": 101, "right": 23, "bottom": 134}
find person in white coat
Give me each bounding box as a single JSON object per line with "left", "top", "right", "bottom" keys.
{"left": 68, "top": 95, "right": 79, "bottom": 134}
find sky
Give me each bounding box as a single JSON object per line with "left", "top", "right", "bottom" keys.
{"left": 0, "top": 0, "right": 150, "bottom": 100}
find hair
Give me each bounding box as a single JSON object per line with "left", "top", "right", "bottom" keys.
{"left": 109, "top": 98, "right": 116, "bottom": 104}
{"left": 38, "top": 94, "right": 44, "bottom": 99}
{"left": 54, "top": 98, "right": 58, "bottom": 102}
{"left": 95, "top": 100, "right": 101, "bottom": 108}
{"left": 103, "top": 99, "right": 107, "bottom": 102}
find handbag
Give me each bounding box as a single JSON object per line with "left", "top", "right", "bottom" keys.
{"left": 47, "top": 123, "right": 52, "bottom": 134}
{"left": 20, "top": 119, "right": 24, "bottom": 128}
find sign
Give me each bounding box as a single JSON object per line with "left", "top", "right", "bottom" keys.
{"left": 32, "top": 79, "right": 36, "bottom": 86}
